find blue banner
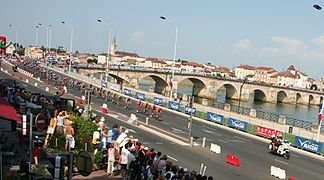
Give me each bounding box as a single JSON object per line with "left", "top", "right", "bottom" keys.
{"left": 184, "top": 105, "right": 196, "bottom": 116}
{"left": 206, "top": 112, "right": 224, "bottom": 125}
{"left": 168, "top": 101, "right": 180, "bottom": 111}
{"left": 135, "top": 92, "right": 145, "bottom": 100}
{"left": 154, "top": 97, "right": 163, "bottom": 105}
{"left": 227, "top": 118, "right": 248, "bottom": 131}
{"left": 124, "top": 89, "right": 131, "bottom": 96}
{"left": 293, "top": 136, "right": 323, "bottom": 153}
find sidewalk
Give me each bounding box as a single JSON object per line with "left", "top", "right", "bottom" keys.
{"left": 72, "top": 170, "right": 123, "bottom": 180}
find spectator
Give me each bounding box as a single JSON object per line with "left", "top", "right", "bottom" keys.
{"left": 157, "top": 155, "right": 168, "bottom": 175}
{"left": 65, "top": 120, "right": 75, "bottom": 151}
{"left": 111, "top": 124, "right": 119, "bottom": 149}
{"left": 107, "top": 143, "right": 116, "bottom": 176}
{"left": 107, "top": 126, "right": 113, "bottom": 148}
{"left": 92, "top": 127, "right": 101, "bottom": 155}
{"left": 120, "top": 143, "right": 130, "bottom": 179}
{"left": 116, "top": 129, "right": 129, "bottom": 152}
{"left": 56, "top": 111, "right": 65, "bottom": 134}
{"left": 101, "top": 126, "right": 109, "bottom": 150}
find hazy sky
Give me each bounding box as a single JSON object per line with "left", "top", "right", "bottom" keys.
{"left": 2, "top": 0, "right": 324, "bottom": 78}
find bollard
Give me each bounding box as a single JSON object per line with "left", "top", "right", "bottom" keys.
{"left": 190, "top": 137, "right": 194, "bottom": 147}
{"left": 5, "top": 70, "right": 8, "bottom": 73}
{"left": 34, "top": 82, "right": 38, "bottom": 87}
{"left": 202, "top": 166, "right": 207, "bottom": 176}
{"left": 37, "top": 77, "right": 40, "bottom": 81}
{"left": 0, "top": 67, "right": 3, "bottom": 71}
{"left": 55, "top": 138, "right": 58, "bottom": 148}
{"left": 84, "top": 143, "right": 87, "bottom": 151}
{"left": 46, "top": 87, "right": 49, "bottom": 92}
{"left": 202, "top": 137, "right": 206, "bottom": 148}
{"left": 146, "top": 117, "right": 149, "bottom": 125}
{"left": 64, "top": 86, "right": 67, "bottom": 93}
{"left": 199, "top": 163, "right": 204, "bottom": 175}
{"left": 26, "top": 79, "right": 29, "bottom": 83}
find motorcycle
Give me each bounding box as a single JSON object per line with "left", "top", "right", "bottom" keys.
{"left": 268, "top": 140, "right": 290, "bottom": 159}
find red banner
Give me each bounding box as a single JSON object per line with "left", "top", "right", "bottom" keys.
{"left": 256, "top": 126, "right": 282, "bottom": 138}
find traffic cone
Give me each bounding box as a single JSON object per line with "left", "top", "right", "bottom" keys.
{"left": 102, "top": 103, "right": 108, "bottom": 114}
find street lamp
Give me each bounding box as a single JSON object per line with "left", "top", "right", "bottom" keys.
{"left": 160, "top": 16, "right": 178, "bottom": 101}
{"left": 9, "top": 25, "right": 18, "bottom": 51}
{"left": 237, "top": 77, "right": 248, "bottom": 114}
{"left": 61, "top": 21, "right": 74, "bottom": 72}
{"left": 35, "top": 23, "right": 42, "bottom": 47}
{"left": 46, "top": 25, "right": 52, "bottom": 55}
{"left": 97, "top": 19, "right": 112, "bottom": 83}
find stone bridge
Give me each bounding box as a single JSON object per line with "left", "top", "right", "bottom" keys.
{"left": 77, "top": 68, "right": 324, "bottom": 106}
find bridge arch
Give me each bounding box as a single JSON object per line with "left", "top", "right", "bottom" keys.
{"left": 309, "top": 95, "right": 315, "bottom": 105}
{"left": 177, "top": 77, "right": 207, "bottom": 97}
{"left": 138, "top": 74, "right": 168, "bottom": 94}
{"left": 253, "top": 89, "right": 267, "bottom": 102}
{"left": 277, "top": 90, "right": 288, "bottom": 103}
{"left": 296, "top": 93, "right": 302, "bottom": 104}
{"left": 216, "top": 83, "right": 238, "bottom": 100}
{"left": 108, "top": 72, "right": 129, "bottom": 84}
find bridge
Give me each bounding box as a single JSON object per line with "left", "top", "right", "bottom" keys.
{"left": 75, "top": 66, "right": 324, "bottom": 106}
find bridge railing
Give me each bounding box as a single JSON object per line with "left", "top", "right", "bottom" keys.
{"left": 230, "top": 105, "right": 251, "bottom": 116}
{"left": 285, "top": 117, "right": 312, "bottom": 131}
{"left": 255, "top": 110, "right": 280, "bottom": 122}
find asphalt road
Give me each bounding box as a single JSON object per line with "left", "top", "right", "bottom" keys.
{"left": 2, "top": 62, "right": 324, "bottom": 179}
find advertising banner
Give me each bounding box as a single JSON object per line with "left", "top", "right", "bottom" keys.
{"left": 294, "top": 136, "right": 323, "bottom": 153}
{"left": 154, "top": 97, "right": 163, "bottom": 105}
{"left": 124, "top": 89, "right": 131, "bottom": 96}
{"left": 184, "top": 105, "right": 196, "bottom": 116}
{"left": 135, "top": 92, "right": 145, "bottom": 100}
{"left": 168, "top": 101, "right": 180, "bottom": 111}
{"left": 206, "top": 112, "right": 224, "bottom": 125}
{"left": 108, "top": 82, "right": 121, "bottom": 92}
{"left": 227, "top": 118, "right": 248, "bottom": 131}
{"left": 256, "top": 126, "right": 282, "bottom": 138}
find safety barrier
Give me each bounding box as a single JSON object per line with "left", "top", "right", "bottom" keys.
{"left": 226, "top": 154, "right": 240, "bottom": 166}
{"left": 210, "top": 143, "right": 221, "bottom": 154}
{"left": 17, "top": 67, "right": 34, "bottom": 78}
{"left": 270, "top": 166, "right": 286, "bottom": 179}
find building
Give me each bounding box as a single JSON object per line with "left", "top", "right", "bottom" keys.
{"left": 5, "top": 44, "right": 16, "bottom": 55}
{"left": 97, "top": 53, "right": 107, "bottom": 64}
{"left": 24, "top": 46, "right": 43, "bottom": 59}
{"left": 253, "top": 66, "right": 278, "bottom": 84}
{"left": 235, "top": 65, "right": 256, "bottom": 79}
{"left": 211, "top": 66, "right": 231, "bottom": 78}
{"left": 272, "top": 65, "right": 308, "bottom": 88}
{"left": 144, "top": 58, "right": 167, "bottom": 69}
{"left": 181, "top": 61, "right": 204, "bottom": 73}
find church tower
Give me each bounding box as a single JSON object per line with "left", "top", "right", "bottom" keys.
{"left": 110, "top": 37, "right": 117, "bottom": 56}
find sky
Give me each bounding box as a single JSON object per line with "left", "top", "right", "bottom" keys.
{"left": 2, "top": 0, "right": 324, "bottom": 78}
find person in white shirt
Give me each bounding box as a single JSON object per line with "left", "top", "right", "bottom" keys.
{"left": 120, "top": 143, "right": 130, "bottom": 179}
{"left": 116, "top": 129, "right": 129, "bottom": 152}
{"left": 92, "top": 128, "right": 101, "bottom": 155}
{"left": 56, "top": 112, "right": 65, "bottom": 134}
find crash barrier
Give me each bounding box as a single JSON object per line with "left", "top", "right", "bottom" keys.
{"left": 168, "top": 101, "right": 181, "bottom": 111}
{"left": 227, "top": 118, "right": 248, "bottom": 132}
{"left": 206, "top": 112, "right": 225, "bottom": 125}
{"left": 210, "top": 143, "right": 221, "bottom": 153}
{"left": 270, "top": 165, "right": 286, "bottom": 179}
{"left": 256, "top": 126, "right": 282, "bottom": 139}
{"left": 102, "top": 103, "right": 108, "bottom": 113}
{"left": 17, "top": 67, "right": 34, "bottom": 78}
{"left": 226, "top": 154, "right": 240, "bottom": 166}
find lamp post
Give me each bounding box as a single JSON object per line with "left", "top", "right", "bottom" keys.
{"left": 160, "top": 16, "right": 178, "bottom": 101}
{"left": 9, "top": 25, "right": 18, "bottom": 51}
{"left": 61, "top": 21, "right": 74, "bottom": 72}
{"left": 35, "top": 23, "right": 42, "bottom": 47}
{"left": 313, "top": 4, "right": 324, "bottom": 142}
{"left": 97, "top": 19, "right": 112, "bottom": 84}
{"left": 237, "top": 77, "right": 248, "bottom": 114}
{"left": 46, "top": 25, "right": 52, "bottom": 55}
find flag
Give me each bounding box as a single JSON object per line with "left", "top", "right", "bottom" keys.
{"left": 318, "top": 103, "right": 324, "bottom": 125}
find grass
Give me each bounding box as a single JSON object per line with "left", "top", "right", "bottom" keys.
{"left": 283, "top": 133, "right": 295, "bottom": 144}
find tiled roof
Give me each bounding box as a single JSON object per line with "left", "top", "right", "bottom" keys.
{"left": 237, "top": 64, "right": 256, "bottom": 70}
{"left": 256, "top": 66, "right": 274, "bottom": 71}
{"left": 276, "top": 71, "right": 300, "bottom": 78}
{"left": 181, "top": 61, "right": 204, "bottom": 68}
{"left": 287, "top": 65, "right": 296, "bottom": 71}
{"left": 145, "top": 58, "right": 166, "bottom": 64}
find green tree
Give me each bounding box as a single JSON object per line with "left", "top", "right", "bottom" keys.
{"left": 87, "top": 58, "right": 98, "bottom": 64}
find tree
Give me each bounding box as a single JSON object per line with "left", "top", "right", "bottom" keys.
{"left": 87, "top": 58, "right": 98, "bottom": 64}
{"left": 75, "top": 50, "right": 80, "bottom": 55}
{"left": 40, "top": 45, "right": 46, "bottom": 52}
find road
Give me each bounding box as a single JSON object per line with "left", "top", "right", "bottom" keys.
{"left": 2, "top": 62, "right": 324, "bottom": 179}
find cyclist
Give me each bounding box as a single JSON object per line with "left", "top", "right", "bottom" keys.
{"left": 125, "top": 97, "right": 131, "bottom": 109}
{"left": 143, "top": 102, "right": 149, "bottom": 114}
{"left": 155, "top": 107, "right": 162, "bottom": 120}
{"left": 150, "top": 104, "right": 156, "bottom": 117}
{"left": 136, "top": 100, "right": 142, "bottom": 113}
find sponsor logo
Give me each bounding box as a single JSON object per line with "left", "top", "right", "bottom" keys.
{"left": 298, "top": 139, "right": 319, "bottom": 152}
{"left": 154, "top": 97, "right": 163, "bottom": 104}
{"left": 170, "top": 103, "right": 179, "bottom": 109}
{"left": 124, "top": 89, "right": 131, "bottom": 95}
{"left": 231, "top": 119, "right": 245, "bottom": 129}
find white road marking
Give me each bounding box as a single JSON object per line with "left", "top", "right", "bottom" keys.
{"left": 206, "top": 138, "right": 215, "bottom": 142}
{"left": 160, "top": 121, "right": 170, "bottom": 125}
{"left": 108, "top": 114, "right": 120, "bottom": 119}
{"left": 217, "top": 139, "right": 228, "bottom": 143}
{"left": 116, "top": 112, "right": 129, "bottom": 118}
{"left": 226, "top": 139, "right": 245, "bottom": 143}
{"left": 291, "top": 154, "right": 300, "bottom": 158}
{"left": 22, "top": 84, "right": 27, "bottom": 87}
{"left": 202, "top": 125, "right": 215, "bottom": 130}
{"left": 274, "top": 159, "right": 288, "bottom": 165}
{"left": 167, "top": 155, "right": 178, "bottom": 162}
{"left": 202, "top": 129, "right": 221, "bottom": 136}
{"left": 155, "top": 142, "right": 163, "bottom": 145}
{"left": 234, "top": 135, "right": 252, "bottom": 142}
{"left": 128, "top": 129, "right": 137, "bottom": 134}
{"left": 142, "top": 142, "right": 151, "bottom": 145}
{"left": 171, "top": 127, "right": 188, "bottom": 134}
